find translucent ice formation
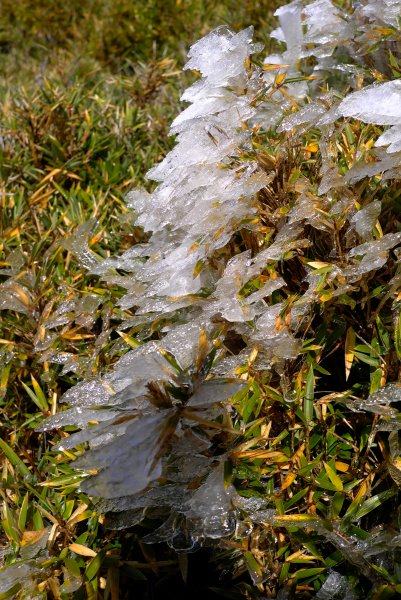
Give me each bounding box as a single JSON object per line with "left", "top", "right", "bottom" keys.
{"left": 36, "top": 0, "right": 401, "bottom": 580}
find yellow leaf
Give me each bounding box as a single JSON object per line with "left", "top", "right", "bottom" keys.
{"left": 307, "top": 261, "right": 330, "bottom": 269}
{"left": 375, "top": 27, "right": 394, "bottom": 35}
{"left": 281, "top": 471, "right": 296, "bottom": 491}
{"left": 47, "top": 577, "right": 62, "bottom": 600}
{"left": 21, "top": 528, "right": 49, "bottom": 547}
{"left": 352, "top": 473, "right": 374, "bottom": 503}
{"left": 4, "top": 226, "right": 22, "bottom": 240}
{"left": 67, "top": 510, "right": 93, "bottom": 525}
{"left": 193, "top": 259, "right": 204, "bottom": 278}
{"left": 67, "top": 503, "right": 89, "bottom": 526}
{"left": 195, "top": 327, "right": 209, "bottom": 372}
{"left": 11, "top": 284, "right": 31, "bottom": 308}
{"left": 116, "top": 330, "right": 140, "bottom": 348}
{"left": 285, "top": 549, "right": 319, "bottom": 562}
{"left": 375, "top": 220, "right": 383, "bottom": 237}
{"left": 319, "top": 291, "right": 333, "bottom": 302}
{"left": 213, "top": 225, "right": 226, "bottom": 240}
{"left": 345, "top": 327, "right": 356, "bottom": 381}
{"left": 61, "top": 332, "right": 94, "bottom": 340}
{"left": 233, "top": 449, "right": 288, "bottom": 461}
{"left": 69, "top": 543, "right": 97, "bottom": 557}
{"left": 275, "top": 72, "right": 287, "bottom": 86}
{"left": 274, "top": 514, "right": 319, "bottom": 523}
{"left": 263, "top": 63, "right": 290, "bottom": 70}
{"left": 335, "top": 461, "right": 349, "bottom": 473}
{"left": 304, "top": 144, "right": 319, "bottom": 153}
{"left": 90, "top": 231, "right": 103, "bottom": 245}
{"left": 248, "top": 347, "right": 258, "bottom": 365}
{"left": 29, "top": 184, "right": 46, "bottom": 201}
{"left": 41, "top": 168, "right": 62, "bottom": 184}
{"left": 29, "top": 188, "right": 53, "bottom": 206}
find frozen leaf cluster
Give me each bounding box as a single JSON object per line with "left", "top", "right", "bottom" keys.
{"left": 35, "top": 0, "right": 401, "bottom": 594}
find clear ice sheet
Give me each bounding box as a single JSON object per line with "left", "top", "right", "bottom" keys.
{"left": 95, "top": 484, "right": 190, "bottom": 515}
{"left": 375, "top": 125, "right": 401, "bottom": 153}
{"left": 339, "top": 81, "right": 401, "bottom": 127}
{"left": 142, "top": 513, "right": 201, "bottom": 553}
{"left": 279, "top": 101, "right": 328, "bottom": 132}
{"left": 183, "top": 26, "right": 254, "bottom": 86}
{"left": 62, "top": 220, "right": 101, "bottom": 271}
{"left": 348, "top": 384, "right": 401, "bottom": 418}
{"left": 349, "top": 201, "right": 381, "bottom": 241}
{"left": 185, "top": 464, "right": 236, "bottom": 538}
{"left": 272, "top": 0, "right": 303, "bottom": 64}
{"left": 348, "top": 233, "right": 401, "bottom": 258}
{"left": 340, "top": 135, "right": 401, "bottom": 180}
{"left": 315, "top": 571, "right": 353, "bottom": 600}
{"left": 187, "top": 379, "right": 245, "bottom": 408}
{"left": 37, "top": 405, "right": 120, "bottom": 431}
{"left": 367, "top": 384, "right": 401, "bottom": 406}
{"left": 0, "top": 562, "right": 40, "bottom": 595}
{"left": 359, "top": 0, "right": 401, "bottom": 27}
{"left": 79, "top": 411, "right": 168, "bottom": 498}
{"left": 303, "top": 0, "right": 352, "bottom": 52}
{"left": 0, "top": 280, "right": 33, "bottom": 315}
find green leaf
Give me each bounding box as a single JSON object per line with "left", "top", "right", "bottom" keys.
{"left": 369, "top": 584, "right": 397, "bottom": 599}
{"left": 376, "top": 316, "right": 390, "bottom": 351}
{"left": 293, "top": 567, "right": 326, "bottom": 580}
{"left": 354, "top": 351, "right": 379, "bottom": 367}
{"left": 331, "top": 492, "right": 345, "bottom": 519}
{"left": 223, "top": 460, "right": 233, "bottom": 489}
{"left": 85, "top": 550, "right": 105, "bottom": 581}
{"left": 62, "top": 500, "right": 76, "bottom": 520}
{"left": 370, "top": 368, "right": 383, "bottom": 394}
{"left": 244, "top": 551, "right": 263, "bottom": 585}
{"left": 389, "top": 50, "right": 401, "bottom": 79}
{"left": 242, "top": 391, "right": 259, "bottom": 423}
{"left": 355, "top": 488, "right": 397, "bottom": 520}
{"left": 21, "top": 381, "right": 48, "bottom": 412}
{"left": 395, "top": 313, "right": 401, "bottom": 360}
{"left": 2, "top": 503, "right": 19, "bottom": 543}
{"left": 304, "top": 364, "right": 314, "bottom": 423}
{"left": 31, "top": 375, "right": 49, "bottom": 411}
{"left": 32, "top": 510, "right": 44, "bottom": 530}
{"left": 279, "top": 562, "right": 290, "bottom": 584}
{"left": 0, "top": 438, "right": 31, "bottom": 478}
{"left": 323, "top": 462, "right": 343, "bottom": 491}
{"left": 284, "top": 486, "right": 309, "bottom": 510}
{"left": 18, "top": 493, "right": 29, "bottom": 532}
{"left": 65, "top": 557, "right": 82, "bottom": 578}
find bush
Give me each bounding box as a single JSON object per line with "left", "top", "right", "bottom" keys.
{"left": 3, "top": 0, "right": 401, "bottom": 598}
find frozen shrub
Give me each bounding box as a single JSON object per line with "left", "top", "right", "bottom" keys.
{"left": 31, "top": 0, "right": 401, "bottom": 595}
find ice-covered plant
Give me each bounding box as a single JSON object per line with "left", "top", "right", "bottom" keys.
{"left": 20, "top": 0, "right": 401, "bottom": 595}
